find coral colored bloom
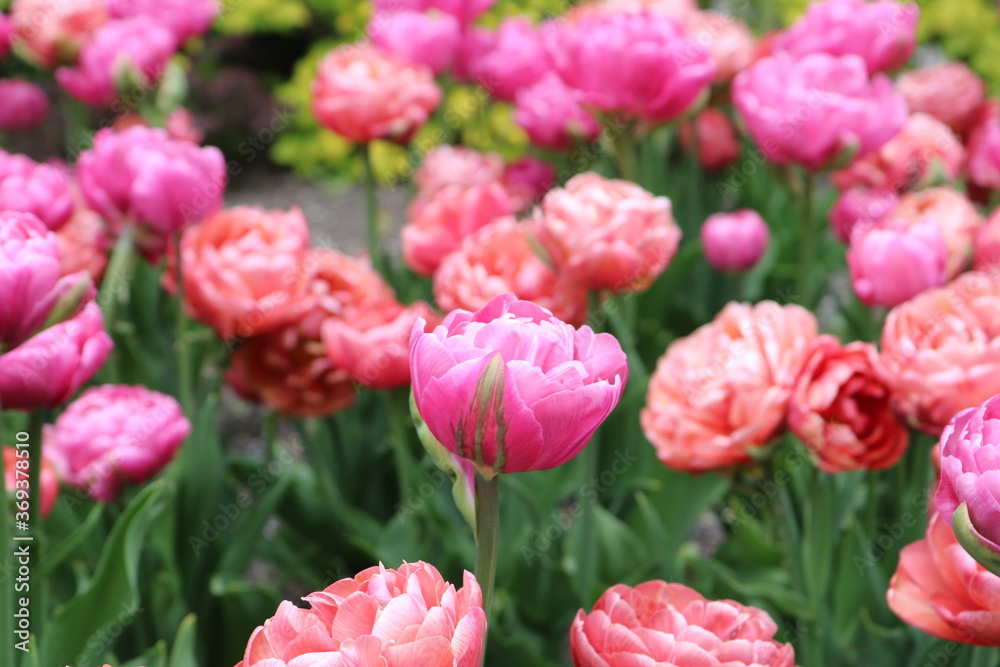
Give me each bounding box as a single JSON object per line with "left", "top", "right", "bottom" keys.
{"left": 370, "top": 10, "right": 461, "bottom": 75}
{"left": 414, "top": 145, "right": 504, "bottom": 196}
{"left": 466, "top": 17, "right": 550, "bottom": 101}
{"left": 847, "top": 218, "right": 947, "bottom": 308}
{"left": 975, "top": 208, "right": 1000, "bottom": 273}
{"left": 236, "top": 561, "right": 486, "bottom": 667}
{"left": 0, "top": 303, "right": 112, "bottom": 411}
{"left": 544, "top": 11, "right": 714, "bottom": 123}
{"left": 168, "top": 206, "right": 311, "bottom": 340}
{"left": 832, "top": 113, "right": 964, "bottom": 193}
{"left": 888, "top": 512, "right": 1000, "bottom": 645}
{"left": 514, "top": 72, "right": 600, "bottom": 151}
{"left": 403, "top": 182, "right": 512, "bottom": 276}
{"left": 570, "top": 581, "right": 796, "bottom": 666}
{"left": 533, "top": 173, "right": 681, "bottom": 293}
{"left": 56, "top": 16, "right": 176, "bottom": 108}
{"left": 410, "top": 294, "right": 628, "bottom": 476}
{"left": 372, "top": 0, "right": 494, "bottom": 25}
{"left": 789, "top": 336, "right": 909, "bottom": 472}
{"left": 0, "top": 151, "right": 73, "bottom": 232}
{"left": 56, "top": 204, "right": 110, "bottom": 283}
{"left": 108, "top": 0, "right": 219, "bottom": 46}
{"left": 966, "top": 102, "right": 1000, "bottom": 192}
{"left": 700, "top": 209, "right": 769, "bottom": 272}
{"left": 775, "top": 0, "right": 918, "bottom": 75}
{"left": 10, "top": 0, "right": 108, "bottom": 68}
{"left": 678, "top": 108, "right": 741, "bottom": 171}
{"left": 828, "top": 187, "right": 898, "bottom": 243}
{"left": 897, "top": 63, "right": 985, "bottom": 136}
{"left": 2, "top": 446, "right": 59, "bottom": 518}
{"left": 164, "top": 108, "right": 204, "bottom": 144}
{"left": 1, "top": 211, "right": 94, "bottom": 350}
{"left": 642, "top": 301, "right": 818, "bottom": 472}
{"left": 44, "top": 385, "right": 189, "bottom": 502}
{"left": 684, "top": 11, "right": 755, "bottom": 82}
{"left": 312, "top": 44, "right": 441, "bottom": 144}
{"left": 888, "top": 187, "right": 983, "bottom": 279}
{"left": 878, "top": 272, "right": 1000, "bottom": 434}
{"left": 500, "top": 157, "right": 556, "bottom": 213}
{"left": 434, "top": 219, "right": 588, "bottom": 325}
{"left": 733, "top": 52, "right": 907, "bottom": 170}
{"left": 0, "top": 79, "right": 49, "bottom": 132}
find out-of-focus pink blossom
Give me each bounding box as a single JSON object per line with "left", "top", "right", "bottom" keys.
{"left": 678, "top": 108, "right": 741, "bottom": 171}
{"left": 684, "top": 11, "right": 755, "bottom": 82}
{"left": 0, "top": 151, "right": 74, "bottom": 231}
{"left": 565, "top": 0, "right": 698, "bottom": 24}
{"left": 0, "top": 79, "right": 49, "bottom": 132}
{"left": 3, "top": 446, "right": 59, "bottom": 518}
{"left": 370, "top": 10, "right": 461, "bottom": 75}
{"left": 847, "top": 218, "right": 948, "bottom": 308}
{"left": 829, "top": 188, "right": 898, "bottom": 243}
{"left": 164, "top": 108, "right": 204, "bottom": 144}
{"left": 897, "top": 63, "right": 985, "bottom": 136}
{"left": 10, "top": 0, "right": 108, "bottom": 68}
{"left": 414, "top": 145, "right": 504, "bottom": 195}
{"left": 974, "top": 208, "right": 1000, "bottom": 273}
{"left": 501, "top": 157, "right": 556, "bottom": 213}
{"left": 108, "top": 0, "right": 219, "bottom": 47}
{"left": 888, "top": 187, "right": 983, "bottom": 279}
{"left": 514, "top": 72, "right": 601, "bottom": 151}
{"left": 0, "top": 13, "right": 11, "bottom": 62}
{"left": 466, "top": 17, "right": 550, "bottom": 101}
{"left": 700, "top": 209, "right": 770, "bottom": 272}
{"left": 56, "top": 204, "right": 109, "bottom": 283}
{"left": 372, "top": 0, "right": 495, "bottom": 25}
{"left": 966, "top": 101, "right": 1000, "bottom": 192}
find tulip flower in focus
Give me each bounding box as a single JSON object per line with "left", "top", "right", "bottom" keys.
{"left": 829, "top": 188, "right": 898, "bottom": 243}
{"left": 410, "top": 294, "right": 628, "bottom": 477}
{"left": 847, "top": 218, "right": 948, "bottom": 308}
{"left": 700, "top": 209, "right": 769, "bottom": 272}
{"left": 897, "top": 63, "right": 985, "bottom": 136}
{"left": 0, "top": 79, "right": 49, "bottom": 133}
{"left": 3, "top": 446, "right": 60, "bottom": 518}
{"left": 678, "top": 108, "right": 741, "bottom": 172}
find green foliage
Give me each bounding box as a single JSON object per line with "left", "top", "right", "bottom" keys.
{"left": 215, "top": 0, "right": 314, "bottom": 34}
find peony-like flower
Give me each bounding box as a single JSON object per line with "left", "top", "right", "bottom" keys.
{"left": 108, "top": 0, "right": 219, "bottom": 47}
{"left": 678, "top": 107, "right": 741, "bottom": 172}
{"left": 533, "top": 172, "right": 681, "bottom": 293}
{"left": 312, "top": 44, "right": 441, "bottom": 144}
{"left": 402, "top": 182, "right": 512, "bottom": 276}
{"left": 410, "top": 294, "right": 628, "bottom": 476}
{"left": 10, "top": 0, "right": 107, "bottom": 68}
{"left": 500, "top": 157, "right": 556, "bottom": 213}
{"left": 0, "top": 303, "right": 113, "bottom": 411}
{"left": 897, "top": 63, "right": 985, "bottom": 136}
{"left": 878, "top": 271, "right": 1000, "bottom": 434}
{"left": 642, "top": 301, "right": 818, "bottom": 472}
{"left": 1, "top": 211, "right": 94, "bottom": 351}
{"left": 966, "top": 101, "right": 1000, "bottom": 193}
{"left": 56, "top": 16, "right": 176, "bottom": 108}
{"left": 832, "top": 113, "right": 964, "bottom": 193}
{"left": 570, "top": 581, "right": 796, "bottom": 666}
{"left": 0, "top": 151, "right": 74, "bottom": 231}
{"left": 789, "top": 336, "right": 908, "bottom": 472}
{"left": 544, "top": 11, "right": 715, "bottom": 123}
{"left": 465, "top": 17, "right": 550, "bottom": 101}
{"left": 44, "top": 384, "right": 190, "bottom": 502}
{"left": 684, "top": 11, "right": 756, "bottom": 83}
{"left": 888, "top": 512, "right": 1000, "bottom": 645}
{"left": 514, "top": 72, "right": 601, "bottom": 152}
{"left": 700, "top": 209, "right": 770, "bottom": 273}
{"left": 0, "top": 79, "right": 49, "bottom": 132}
{"left": 370, "top": 10, "right": 461, "bottom": 75}
{"left": 434, "top": 218, "right": 588, "bottom": 325}
{"left": 975, "top": 208, "right": 1000, "bottom": 273}
{"left": 235, "top": 561, "right": 486, "bottom": 667}
{"left": 887, "top": 187, "right": 983, "bottom": 279}
{"left": 566, "top": 0, "right": 698, "bottom": 24}
{"left": 828, "top": 187, "right": 898, "bottom": 244}
{"left": 414, "top": 145, "right": 504, "bottom": 196}
{"left": 372, "top": 0, "right": 494, "bottom": 26}
{"left": 733, "top": 52, "right": 907, "bottom": 170}
{"left": 56, "top": 204, "right": 110, "bottom": 284}
{"left": 3, "top": 445, "right": 60, "bottom": 518}
{"left": 167, "top": 206, "right": 312, "bottom": 340}
{"left": 774, "top": 0, "right": 918, "bottom": 75}
{"left": 847, "top": 218, "right": 948, "bottom": 308}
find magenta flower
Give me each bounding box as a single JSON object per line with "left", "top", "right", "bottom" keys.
{"left": 700, "top": 209, "right": 770, "bottom": 273}
{"left": 0, "top": 151, "right": 73, "bottom": 231}
{"left": 409, "top": 294, "right": 628, "bottom": 477}
{"left": 0, "top": 79, "right": 49, "bottom": 132}
{"left": 108, "top": 0, "right": 219, "bottom": 46}
{"left": 0, "top": 12, "right": 11, "bottom": 62}
{"left": 370, "top": 10, "right": 461, "bottom": 75}
{"left": 514, "top": 72, "right": 600, "bottom": 151}
{"left": 466, "top": 17, "right": 551, "bottom": 101}
{"left": 829, "top": 188, "right": 898, "bottom": 243}
{"left": 847, "top": 218, "right": 948, "bottom": 308}
{"left": 372, "top": 0, "right": 494, "bottom": 25}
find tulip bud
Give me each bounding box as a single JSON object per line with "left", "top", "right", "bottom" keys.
{"left": 700, "top": 209, "right": 770, "bottom": 272}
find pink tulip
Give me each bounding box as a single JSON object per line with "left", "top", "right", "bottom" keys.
{"left": 108, "top": 0, "right": 218, "bottom": 47}
{"left": 44, "top": 384, "right": 190, "bottom": 502}
{"left": 975, "top": 208, "right": 1000, "bottom": 273}
{"left": 0, "top": 211, "right": 94, "bottom": 350}
{"left": 402, "top": 182, "right": 512, "bottom": 276}
{"left": 733, "top": 52, "right": 907, "bottom": 170}
{"left": 684, "top": 11, "right": 756, "bottom": 82}
{"left": 0, "top": 303, "right": 112, "bottom": 411}
{"left": 889, "top": 187, "right": 983, "bottom": 279}
{"left": 236, "top": 562, "right": 486, "bottom": 667}
{"left": 570, "top": 581, "right": 796, "bottom": 666}
{"left": 775, "top": 0, "right": 918, "bottom": 74}
{"left": 544, "top": 11, "right": 715, "bottom": 123}
{"left": 828, "top": 188, "right": 898, "bottom": 243}
{"left": 966, "top": 101, "right": 1000, "bottom": 192}
{"left": 312, "top": 44, "right": 441, "bottom": 144}
{"left": 678, "top": 108, "right": 741, "bottom": 171}
{"left": 514, "top": 72, "right": 601, "bottom": 151}
{"left": 897, "top": 63, "right": 985, "bottom": 136}
{"left": 10, "top": 0, "right": 108, "bottom": 68}
{"left": 56, "top": 204, "right": 110, "bottom": 284}
{"left": 533, "top": 172, "right": 681, "bottom": 293}
{"left": 373, "top": 0, "right": 495, "bottom": 25}
{"left": 466, "top": 17, "right": 550, "bottom": 101}
{"left": 0, "top": 79, "right": 49, "bottom": 132}
{"left": 642, "top": 301, "right": 818, "bottom": 472}
{"left": 0, "top": 151, "right": 73, "bottom": 231}
{"left": 414, "top": 145, "right": 504, "bottom": 196}
{"left": 410, "top": 293, "right": 628, "bottom": 476}
{"left": 566, "top": 0, "right": 698, "bottom": 24}
{"left": 847, "top": 218, "right": 948, "bottom": 308}
{"left": 56, "top": 16, "right": 176, "bottom": 108}
{"left": 700, "top": 209, "right": 770, "bottom": 272}
{"left": 0, "top": 13, "right": 11, "bottom": 62}
{"left": 370, "top": 10, "right": 461, "bottom": 75}
{"left": 3, "top": 446, "right": 59, "bottom": 518}
{"left": 500, "top": 157, "right": 556, "bottom": 213}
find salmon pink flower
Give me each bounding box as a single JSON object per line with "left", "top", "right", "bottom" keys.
{"left": 414, "top": 146, "right": 504, "bottom": 196}
{"left": 3, "top": 446, "right": 59, "bottom": 518}
{"left": 975, "top": 208, "right": 1000, "bottom": 273}
{"left": 678, "top": 108, "right": 741, "bottom": 172}
{"left": 897, "top": 63, "right": 985, "bottom": 136}
{"left": 684, "top": 10, "right": 755, "bottom": 83}
{"left": 888, "top": 187, "right": 983, "bottom": 279}
{"left": 10, "top": 0, "right": 107, "bottom": 68}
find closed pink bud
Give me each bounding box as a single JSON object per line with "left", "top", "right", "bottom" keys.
{"left": 0, "top": 151, "right": 73, "bottom": 231}
{"left": 889, "top": 187, "right": 983, "bottom": 279}
{"left": 370, "top": 10, "right": 461, "bottom": 75}
{"left": 828, "top": 187, "right": 898, "bottom": 243}
{"left": 108, "top": 0, "right": 219, "bottom": 47}
{"left": 236, "top": 562, "right": 486, "bottom": 667}
{"left": 312, "top": 44, "right": 441, "bottom": 144}
{"left": 966, "top": 101, "right": 1000, "bottom": 192}
{"left": 3, "top": 446, "right": 59, "bottom": 518}
{"left": 684, "top": 11, "right": 756, "bottom": 82}
{"left": 975, "top": 208, "right": 1000, "bottom": 273}
{"left": 410, "top": 294, "right": 628, "bottom": 476}
{"left": 847, "top": 218, "right": 947, "bottom": 308}
{"left": 56, "top": 205, "right": 110, "bottom": 284}
{"left": 164, "top": 108, "right": 204, "bottom": 144}
{"left": 403, "top": 182, "right": 512, "bottom": 276}
{"left": 734, "top": 52, "right": 907, "bottom": 170}
{"left": 544, "top": 11, "right": 715, "bottom": 123}
{"left": 56, "top": 16, "right": 176, "bottom": 108}
{"left": 700, "top": 209, "right": 769, "bottom": 272}
{"left": 678, "top": 108, "right": 741, "bottom": 171}
{"left": 533, "top": 173, "right": 681, "bottom": 293}
{"left": 373, "top": 0, "right": 495, "bottom": 25}
{"left": 10, "top": 0, "right": 108, "bottom": 68}
{"left": 414, "top": 145, "right": 504, "bottom": 195}
{"left": 0, "top": 303, "right": 113, "bottom": 411}
{"left": 500, "top": 156, "right": 556, "bottom": 213}
{"left": 897, "top": 63, "right": 985, "bottom": 136}
{"left": 514, "top": 72, "right": 601, "bottom": 151}
{"left": 775, "top": 0, "right": 918, "bottom": 75}
{"left": 466, "top": 17, "right": 550, "bottom": 101}
{"left": 0, "top": 13, "right": 11, "bottom": 62}
{"left": 0, "top": 79, "right": 49, "bottom": 132}
{"left": 44, "top": 384, "right": 190, "bottom": 502}
{"left": 571, "top": 581, "right": 796, "bottom": 667}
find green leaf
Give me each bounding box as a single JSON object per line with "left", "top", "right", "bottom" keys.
{"left": 37, "top": 503, "right": 104, "bottom": 579}
{"left": 217, "top": 470, "right": 294, "bottom": 576}
{"left": 167, "top": 614, "right": 198, "bottom": 667}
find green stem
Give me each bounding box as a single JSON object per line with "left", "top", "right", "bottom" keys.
{"left": 474, "top": 472, "right": 500, "bottom": 621}
{"left": 608, "top": 119, "right": 639, "bottom": 182}
{"left": 27, "top": 410, "right": 45, "bottom": 662}
{"left": 795, "top": 170, "right": 817, "bottom": 306}
{"left": 100, "top": 228, "right": 136, "bottom": 384}
{"left": 62, "top": 93, "right": 90, "bottom": 161}
{"left": 173, "top": 233, "right": 194, "bottom": 414}
{"left": 361, "top": 144, "right": 387, "bottom": 280}
{"left": 0, "top": 404, "right": 15, "bottom": 667}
